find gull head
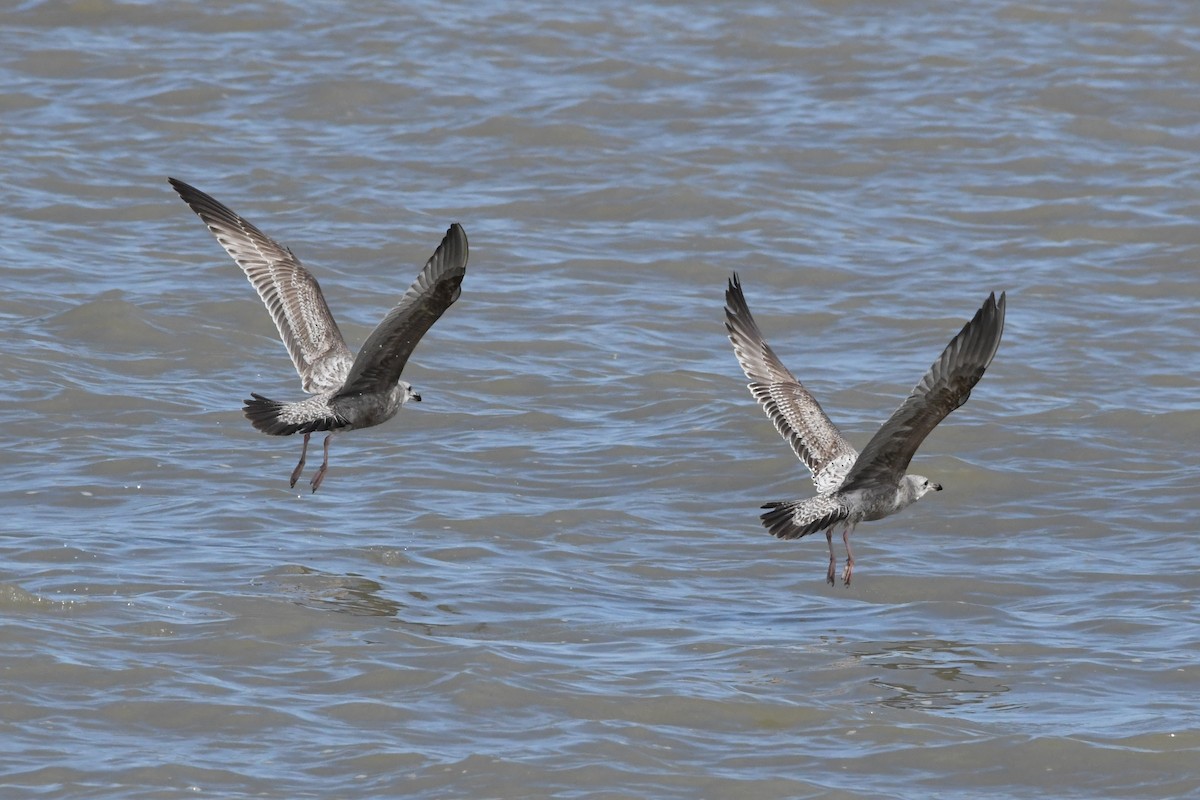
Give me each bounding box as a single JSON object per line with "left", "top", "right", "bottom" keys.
{"left": 903, "top": 474, "right": 943, "bottom": 505}
{"left": 399, "top": 381, "right": 421, "bottom": 404}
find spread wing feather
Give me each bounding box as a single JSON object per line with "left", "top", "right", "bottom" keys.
{"left": 725, "top": 274, "right": 858, "bottom": 492}
{"left": 336, "top": 224, "right": 468, "bottom": 398}
{"left": 169, "top": 178, "right": 354, "bottom": 393}
{"left": 840, "top": 292, "right": 1006, "bottom": 492}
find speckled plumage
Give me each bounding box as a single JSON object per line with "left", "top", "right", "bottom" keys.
{"left": 724, "top": 275, "right": 858, "bottom": 493}
{"left": 171, "top": 178, "right": 468, "bottom": 492}
{"left": 725, "top": 275, "right": 1005, "bottom": 585}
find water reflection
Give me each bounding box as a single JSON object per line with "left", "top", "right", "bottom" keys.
{"left": 853, "top": 639, "right": 1014, "bottom": 711}
{"left": 254, "top": 565, "right": 489, "bottom": 639}
{"left": 256, "top": 565, "right": 404, "bottom": 618}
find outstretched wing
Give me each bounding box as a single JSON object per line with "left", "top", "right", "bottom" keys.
{"left": 840, "top": 292, "right": 1006, "bottom": 492}
{"left": 336, "top": 223, "right": 468, "bottom": 397}
{"left": 169, "top": 177, "right": 354, "bottom": 393}
{"left": 760, "top": 494, "right": 849, "bottom": 540}
{"left": 725, "top": 274, "right": 858, "bottom": 492}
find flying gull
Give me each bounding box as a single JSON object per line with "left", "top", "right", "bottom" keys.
{"left": 724, "top": 275, "right": 1005, "bottom": 585}
{"left": 169, "top": 178, "right": 468, "bottom": 492}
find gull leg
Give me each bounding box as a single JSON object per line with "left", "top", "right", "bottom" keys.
{"left": 825, "top": 529, "right": 836, "bottom": 586}
{"left": 841, "top": 523, "right": 856, "bottom": 587}
{"left": 310, "top": 433, "right": 333, "bottom": 493}
{"left": 289, "top": 433, "right": 311, "bottom": 488}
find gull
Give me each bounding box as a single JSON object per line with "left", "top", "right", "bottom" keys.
{"left": 724, "top": 275, "right": 1005, "bottom": 585}
{"left": 169, "top": 177, "right": 468, "bottom": 492}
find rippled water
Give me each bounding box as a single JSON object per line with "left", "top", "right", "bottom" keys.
{"left": 3, "top": 1, "right": 1199, "bottom": 798}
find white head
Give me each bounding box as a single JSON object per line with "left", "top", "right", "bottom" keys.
{"left": 399, "top": 381, "right": 421, "bottom": 404}
{"left": 899, "top": 474, "right": 943, "bottom": 509}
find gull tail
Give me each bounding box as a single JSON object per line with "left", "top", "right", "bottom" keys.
{"left": 243, "top": 392, "right": 332, "bottom": 436}
{"left": 243, "top": 393, "right": 293, "bottom": 435}
{"left": 760, "top": 496, "right": 848, "bottom": 540}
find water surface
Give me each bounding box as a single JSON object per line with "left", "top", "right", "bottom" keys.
{"left": 2, "top": 1, "right": 1198, "bottom": 798}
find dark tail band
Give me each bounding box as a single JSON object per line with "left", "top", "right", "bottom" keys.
{"left": 243, "top": 393, "right": 330, "bottom": 436}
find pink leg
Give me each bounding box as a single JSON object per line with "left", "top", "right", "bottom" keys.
{"left": 841, "top": 523, "right": 856, "bottom": 586}
{"left": 289, "top": 433, "right": 311, "bottom": 488}
{"left": 310, "top": 433, "right": 333, "bottom": 493}
{"left": 825, "top": 529, "right": 836, "bottom": 586}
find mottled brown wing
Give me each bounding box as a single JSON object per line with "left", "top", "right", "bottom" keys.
{"left": 169, "top": 178, "right": 354, "bottom": 393}
{"left": 725, "top": 274, "right": 858, "bottom": 492}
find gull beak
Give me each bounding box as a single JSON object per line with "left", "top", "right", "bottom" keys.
{"left": 932, "top": 483, "right": 943, "bottom": 492}
{"left": 412, "top": 393, "right": 422, "bottom": 402}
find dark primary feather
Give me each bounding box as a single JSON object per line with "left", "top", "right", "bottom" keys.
{"left": 336, "top": 223, "right": 468, "bottom": 398}
{"left": 168, "top": 177, "right": 354, "bottom": 394}
{"left": 724, "top": 274, "right": 858, "bottom": 491}
{"left": 839, "top": 291, "right": 1006, "bottom": 493}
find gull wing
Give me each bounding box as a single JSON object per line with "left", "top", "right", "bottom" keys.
{"left": 336, "top": 223, "right": 468, "bottom": 397}
{"left": 839, "top": 292, "right": 1006, "bottom": 492}
{"left": 169, "top": 178, "right": 354, "bottom": 393}
{"left": 725, "top": 274, "right": 858, "bottom": 492}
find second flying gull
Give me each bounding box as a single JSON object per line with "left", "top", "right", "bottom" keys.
{"left": 724, "top": 275, "right": 1005, "bottom": 586}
